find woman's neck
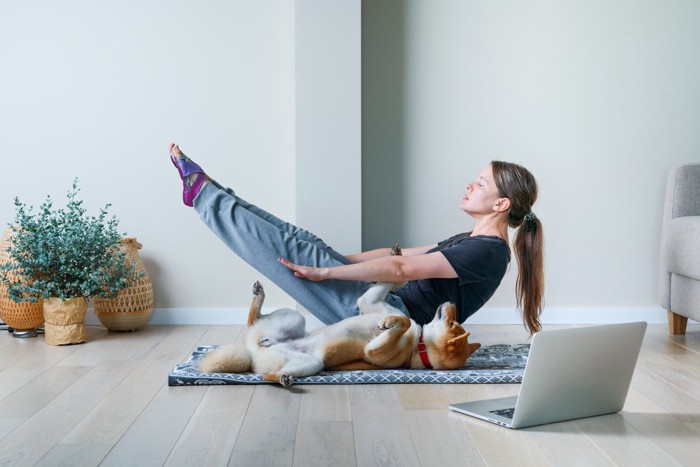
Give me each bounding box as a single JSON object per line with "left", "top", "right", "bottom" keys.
{"left": 470, "top": 215, "right": 509, "bottom": 242}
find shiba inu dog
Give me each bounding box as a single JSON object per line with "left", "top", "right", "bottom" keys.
{"left": 198, "top": 280, "right": 481, "bottom": 387}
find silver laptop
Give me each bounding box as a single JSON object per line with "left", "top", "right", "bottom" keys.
{"left": 449, "top": 321, "right": 647, "bottom": 429}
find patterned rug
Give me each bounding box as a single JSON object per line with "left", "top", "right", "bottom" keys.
{"left": 168, "top": 343, "right": 529, "bottom": 386}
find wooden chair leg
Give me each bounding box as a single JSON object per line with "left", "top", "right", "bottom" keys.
{"left": 668, "top": 310, "right": 688, "bottom": 335}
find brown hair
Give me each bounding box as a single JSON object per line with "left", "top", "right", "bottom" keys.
{"left": 491, "top": 161, "right": 544, "bottom": 336}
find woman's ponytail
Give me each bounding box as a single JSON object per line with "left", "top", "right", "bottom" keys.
{"left": 514, "top": 214, "right": 544, "bottom": 336}
{"left": 492, "top": 161, "right": 545, "bottom": 336}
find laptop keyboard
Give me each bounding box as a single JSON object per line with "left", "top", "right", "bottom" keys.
{"left": 489, "top": 407, "right": 515, "bottom": 419}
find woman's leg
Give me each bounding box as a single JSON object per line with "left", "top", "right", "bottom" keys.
{"left": 170, "top": 145, "right": 408, "bottom": 324}
{"left": 215, "top": 186, "right": 351, "bottom": 266}
{"left": 170, "top": 143, "right": 348, "bottom": 264}
{"left": 193, "top": 182, "right": 392, "bottom": 324}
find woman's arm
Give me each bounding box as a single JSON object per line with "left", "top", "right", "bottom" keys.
{"left": 345, "top": 244, "right": 437, "bottom": 263}
{"left": 278, "top": 251, "right": 456, "bottom": 283}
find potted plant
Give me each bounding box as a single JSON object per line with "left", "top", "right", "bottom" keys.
{"left": 0, "top": 179, "right": 139, "bottom": 345}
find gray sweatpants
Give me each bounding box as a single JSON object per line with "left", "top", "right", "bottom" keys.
{"left": 193, "top": 182, "right": 408, "bottom": 324}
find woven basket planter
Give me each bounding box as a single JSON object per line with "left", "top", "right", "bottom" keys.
{"left": 94, "top": 238, "right": 153, "bottom": 331}
{"left": 0, "top": 291, "right": 44, "bottom": 331}
{"left": 0, "top": 227, "right": 44, "bottom": 331}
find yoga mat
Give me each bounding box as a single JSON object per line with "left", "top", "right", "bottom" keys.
{"left": 168, "top": 343, "right": 529, "bottom": 386}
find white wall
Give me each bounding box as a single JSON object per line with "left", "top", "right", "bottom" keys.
{"left": 295, "top": 1, "right": 362, "bottom": 255}
{"left": 0, "top": 0, "right": 363, "bottom": 325}
{"left": 2, "top": 0, "right": 699, "bottom": 326}
{"left": 363, "top": 0, "right": 700, "bottom": 323}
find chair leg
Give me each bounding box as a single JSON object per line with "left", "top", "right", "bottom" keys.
{"left": 667, "top": 310, "right": 688, "bottom": 335}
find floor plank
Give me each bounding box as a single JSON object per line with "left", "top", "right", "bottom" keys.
{"left": 406, "top": 409, "right": 486, "bottom": 466}
{"left": 631, "top": 367, "right": 700, "bottom": 422}
{"left": 298, "top": 385, "right": 351, "bottom": 422}
{"left": 196, "top": 324, "right": 243, "bottom": 346}
{"left": 293, "top": 421, "right": 356, "bottom": 467}
{"left": 229, "top": 450, "right": 294, "bottom": 467}
{"left": 458, "top": 413, "right": 549, "bottom": 466}
{"left": 1, "top": 323, "right": 700, "bottom": 466}
{"left": 165, "top": 385, "right": 254, "bottom": 466}
{"left": 100, "top": 396, "right": 202, "bottom": 467}
{"left": 231, "top": 385, "right": 301, "bottom": 458}
{"left": 57, "top": 325, "right": 171, "bottom": 366}
{"left": 0, "top": 417, "right": 27, "bottom": 441}
{"left": 619, "top": 410, "right": 700, "bottom": 466}
{"left": 0, "top": 334, "right": 89, "bottom": 401}
{"left": 573, "top": 414, "right": 680, "bottom": 467}
{"left": 60, "top": 326, "right": 207, "bottom": 445}
{"left": 525, "top": 419, "right": 616, "bottom": 467}
{"left": 34, "top": 444, "right": 113, "bottom": 467}
{"left": 396, "top": 383, "right": 451, "bottom": 410}
{"left": 0, "top": 360, "right": 138, "bottom": 466}
{"left": 0, "top": 365, "right": 91, "bottom": 418}
{"left": 642, "top": 353, "right": 700, "bottom": 401}
{"left": 349, "top": 385, "right": 421, "bottom": 467}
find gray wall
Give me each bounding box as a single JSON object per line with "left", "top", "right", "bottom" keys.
{"left": 363, "top": 0, "right": 700, "bottom": 316}
{"left": 296, "top": 1, "right": 362, "bottom": 255}
{"left": 0, "top": 0, "right": 361, "bottom": 325}
{"left": 2, "top": 0, "right": 699, "bottom": 324}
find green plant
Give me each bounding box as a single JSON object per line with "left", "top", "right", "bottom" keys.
{"left": 0, "top": 179, "right": 139, "bottom": 302}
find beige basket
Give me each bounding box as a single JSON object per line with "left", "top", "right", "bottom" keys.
{"left": 94, "top": 238, "right": 154, "bottom": 331}
{"left": 0, "top": 227, "right": 44, "bottom": 330}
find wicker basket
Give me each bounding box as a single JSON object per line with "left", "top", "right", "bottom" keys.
{"left": 0, "top": 227, "right": 44, "bottom": 330}
{"left": 94, "top": 237, "right": 153, "bottom": 331}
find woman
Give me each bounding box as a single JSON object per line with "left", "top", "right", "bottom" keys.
{"left": 170, "top": 143, "right": 544, "bottom": 335}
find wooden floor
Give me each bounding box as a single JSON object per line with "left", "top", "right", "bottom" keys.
{"left": 1, "top": 322, "right": 699, "bottom": 466}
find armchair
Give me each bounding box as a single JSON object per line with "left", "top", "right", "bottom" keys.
{"left": 659, "top": 163, "right": 700, "bottom": 335}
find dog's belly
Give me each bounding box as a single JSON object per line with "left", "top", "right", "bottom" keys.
{"left": 262, "top": 312, "right": 407, "bottom": 369}
{"left": 247, "top": 308, "right": 306, "bottom": 349}
{"left": 314, "top": 313, "right": 386, "bottom": 341}
{"left": 314, "top": 313, "right": 398, "bottom": 367}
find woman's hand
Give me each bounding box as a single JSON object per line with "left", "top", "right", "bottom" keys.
{"left": 278, "top": 258, "right": 329, "bottom": 282}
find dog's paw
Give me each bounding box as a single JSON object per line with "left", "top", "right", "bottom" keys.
{"left": 258, "top": 337, "right": 272, "bottom": 347}
{"left": 279, "top": 373, "right": 294, "bottom": 388}
{"left": 253, "top": 281, "right": 264, "bottom": 296}
{"left": 377, "top": 316, "right": 395, "bottom": 330}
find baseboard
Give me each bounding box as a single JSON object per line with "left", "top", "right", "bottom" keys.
{"left": 85, "top": 306, "right": 672, "bottom": 327}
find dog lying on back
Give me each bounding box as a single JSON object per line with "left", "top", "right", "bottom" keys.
{"left": 199, "top": 281, "right": 481, "bottom": 387}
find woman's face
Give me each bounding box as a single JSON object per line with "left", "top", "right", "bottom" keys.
{"left": 460, "top": 165, "right": 504, "bottom": 216}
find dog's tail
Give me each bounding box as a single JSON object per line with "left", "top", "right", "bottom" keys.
{"left": 198, "top": 344, "right": 252, "bottom": 374}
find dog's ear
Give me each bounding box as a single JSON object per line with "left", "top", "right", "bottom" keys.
{"left": 466, "top": 342, "right": 481, "bottom": 357}
{"left": 447, "top": 331, "right": 469, "bottom": 346}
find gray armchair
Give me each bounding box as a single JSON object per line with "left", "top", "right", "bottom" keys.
{"left": 659, "top": 164, "right": 700, "bottom": 335}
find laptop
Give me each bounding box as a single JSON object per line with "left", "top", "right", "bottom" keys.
{"left": 449, "top": 321, "right": 647, "bottom": 429}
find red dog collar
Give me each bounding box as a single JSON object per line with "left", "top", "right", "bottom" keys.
{"left": 417, "top": 333, "right": 433, "bottom": 369}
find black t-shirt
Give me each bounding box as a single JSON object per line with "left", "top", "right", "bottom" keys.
{"left": 393, "top": 233, "right": 510, "bottom": 325}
